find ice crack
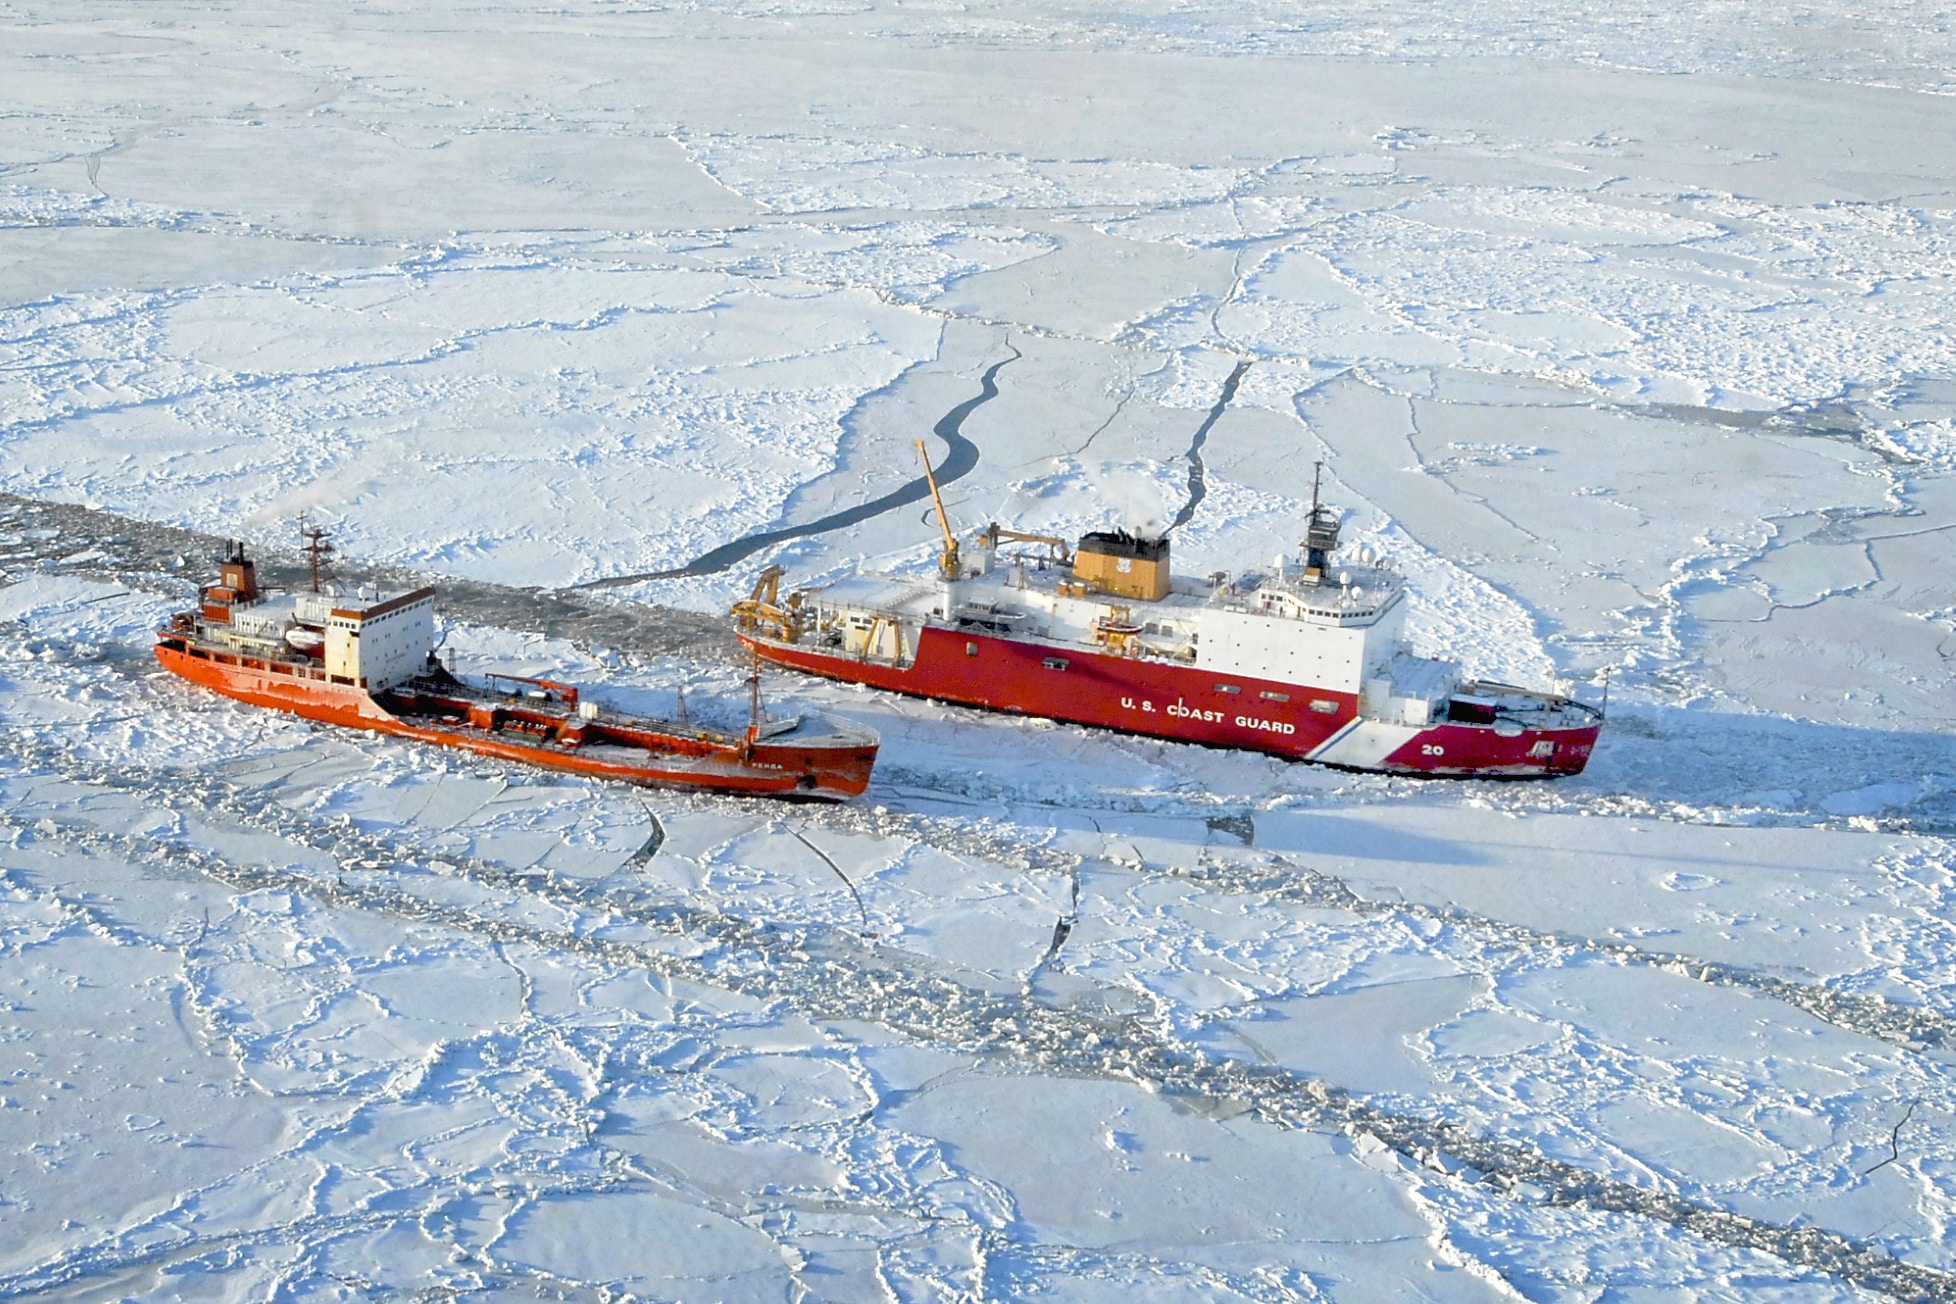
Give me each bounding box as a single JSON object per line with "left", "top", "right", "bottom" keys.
{"left": 574, "top": 343, "right": 1022, "bottom": 585}
{"left": 8, "top": 775, "right": 1952, "bottom": 1301}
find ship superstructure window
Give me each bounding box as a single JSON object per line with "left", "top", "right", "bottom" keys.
{"left": 1043, "top": 657, "right": 1069, "bottom": 671}
{"left": 1215, "top": 683, "right": 1241, "bottom": 694}
{"left": 1310, "top": 699, "right": 1340, "bottom": 713}
{"left": 1260, "top": 691, "right": 1290, "bottom": 702}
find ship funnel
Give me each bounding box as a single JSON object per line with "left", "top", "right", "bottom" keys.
{"left": 1074, "top": 529, "right": 1170, "bottom": 601}
{"left": 218, "top": 541, "right": 260, "bottom": 603}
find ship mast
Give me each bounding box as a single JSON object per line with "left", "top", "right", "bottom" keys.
{"left": 915, "top": 439, "right": 960, "bottom": 579}
{"left": 1301, "top": 461, "right": 1341, "bottom": 582}
{"left": 299, "top": 520, "right": 336, "bottom": 594}
{"left": 746, "top": 646, "right": 764, "bottom": 740}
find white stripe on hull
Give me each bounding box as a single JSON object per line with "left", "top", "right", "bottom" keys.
{"left": 1306, "top": 718, "right": 1425, "bottom": 769}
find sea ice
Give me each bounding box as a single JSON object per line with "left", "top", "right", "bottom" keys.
{"left": 5, "top": 2, "right": 1956, "bottom": 1298}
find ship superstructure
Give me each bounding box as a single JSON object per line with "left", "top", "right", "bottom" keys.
{"left": 158, "top": 534, "right": 879, "bottom": 799}
{"left": 734, "top": 458, "right": 1600, "bottom": 777}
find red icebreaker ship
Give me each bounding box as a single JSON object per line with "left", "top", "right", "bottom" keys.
{"left": 734, "top": 461, "right": 1601, "bottom": 778}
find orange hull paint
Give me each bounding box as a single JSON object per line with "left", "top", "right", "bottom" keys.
{"left": 155, "top": 640, "right": 877, "bottom": 800}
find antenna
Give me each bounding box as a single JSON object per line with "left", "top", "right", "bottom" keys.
{"left": 299, "top": 519, "right": 336, "bottom": 594}
{"left": 1302, "top": 460, "right": 1341, "bottom": 580}
{"left": 747, "top": 646, "right": 764, "bottom": 738}
{"left": 915, "top": 440, "right": 961, "bottom": 580}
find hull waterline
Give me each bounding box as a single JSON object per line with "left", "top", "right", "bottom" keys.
{"left": 741, "top": 625, "right": 1598, "bottom": 778}
{"left": 156, "top": 641, "right": 877, "bottom": 801}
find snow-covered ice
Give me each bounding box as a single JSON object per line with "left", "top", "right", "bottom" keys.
{"left": 5, "top": 1, "right": 1956, "bottom": 1298}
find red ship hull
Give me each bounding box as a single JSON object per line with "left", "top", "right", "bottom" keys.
{"left": 742, "top": 625, "right": 1597, "bottom": 777}
{"left": 156, "top": 640, "right": 878, "bottom": 799}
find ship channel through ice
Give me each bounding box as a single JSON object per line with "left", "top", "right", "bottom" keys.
{"left": 3, "top": 1, "right": 1956, "bottom": 1299}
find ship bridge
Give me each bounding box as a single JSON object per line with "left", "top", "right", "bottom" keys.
{"left": 1221, "top": 563, "right": 1404, "bottom": 628}
{"left": 1196, "top": 562, "right": 1408, "bottom": 693}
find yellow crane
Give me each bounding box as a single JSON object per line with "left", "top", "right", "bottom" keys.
{"left": 730, "top": 564, "right": 801, "bottom": 642}
{"left": 915, "top": 440, "right": 961, "bottom": 580}
{"left": 978, "top": 522, "right": 1071, "bottom": 564}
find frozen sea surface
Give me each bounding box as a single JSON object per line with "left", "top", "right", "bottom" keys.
{"left": 4, "top": 2, "right": 1956, "bottom": 1299}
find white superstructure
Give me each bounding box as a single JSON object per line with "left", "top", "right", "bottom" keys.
{"left": 321, "top": 589, "right": 437, "bottom": 690}
{"left": 190, "top": 542, "right": 437, "bottom": 694}
{"left": 802, "top": 535, "right": 1468, "bottom": 730}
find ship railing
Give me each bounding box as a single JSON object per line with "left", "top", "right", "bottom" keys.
{"left": 809, "top": 583, "right": 939, "bottom": 621}
{"left": 1128, "top": 638, "right": 1198, "bottom": 662}
{"left": 1452, "top": 681, "right": 1605, "bottom": 729}
{"left": 1214, "top": 569, "right": 1404, "bottom": 623}
{"left": 954, "top": 603, "right": 1028, "bottom": 634}
{"left": 481, "top": 672, "right": 579, "bottom": 705}
{"left": 201, "top": 626, "right": 315, "bottom": 664}
{"left": 414, "top": 678, "right": 744, "bottom": 750}
{"left": 1208, "top": 596, "right": 1387, "bottom": 626}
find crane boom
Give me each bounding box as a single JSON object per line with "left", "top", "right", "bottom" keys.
{"left": 979, "top": 523, "right": 1071, "bottom": 562}
{"left": 915, "top": 440, "right": 961, "bottom": 579}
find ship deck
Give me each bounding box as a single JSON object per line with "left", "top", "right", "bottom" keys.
{"left": 804, "top": 559, "right": 1408, "bottom": 628}
{"left": 383, "top": 671, "right": 876, "bottom": 753}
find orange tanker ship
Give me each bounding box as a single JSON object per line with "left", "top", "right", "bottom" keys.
{"left": 156, "top": 536, "right": 879, "bottom": 800}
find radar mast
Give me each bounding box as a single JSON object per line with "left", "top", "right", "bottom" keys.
{"left": 299, "top": 520, "right": 336, "bottom": 594}
{"left": 1302, "top": 461, "right": 1341, "bottom": 583}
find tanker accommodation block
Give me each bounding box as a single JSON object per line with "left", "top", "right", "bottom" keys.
{"left": 323, "top": 589, "right": 436, "bottom": 689}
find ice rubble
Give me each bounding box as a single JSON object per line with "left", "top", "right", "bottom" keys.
{"left": 5, "top": 0, "right": 1956, "bottom": 1298}
{"left": 2, "top": 571, "right": 1954, "bottom": 1298}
